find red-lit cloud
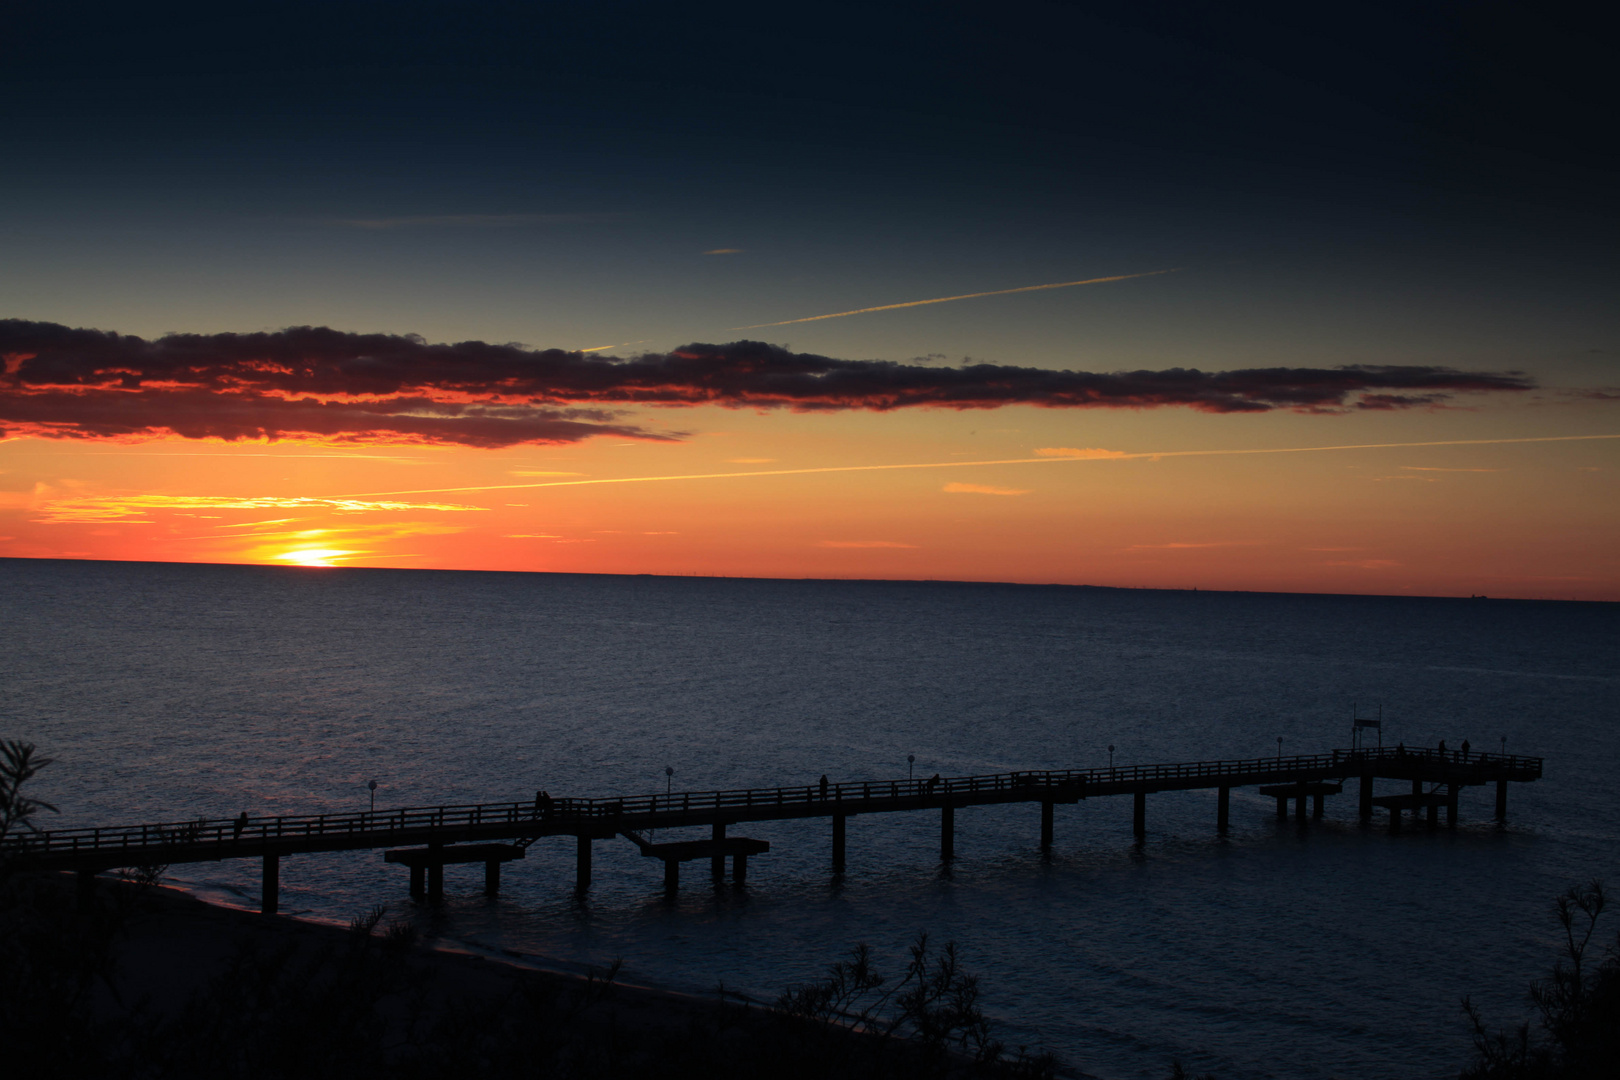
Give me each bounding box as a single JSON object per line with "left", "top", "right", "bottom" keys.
{"left": 1, "top": 320, "right": 1537, "bottom": 448}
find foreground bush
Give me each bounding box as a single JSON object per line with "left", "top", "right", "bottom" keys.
{"left": 1461, "top": 880, "right": 1618, "bottom": 1080}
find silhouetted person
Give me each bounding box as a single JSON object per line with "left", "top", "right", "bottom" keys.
{"left": 1461, "top": 739, "right": 1471, "bottom": 760}
{"left": 819, "top": 774, "right": 829, "bottom": 800}
{"left": 535, "top": 790, "right": 554, "bottom": 819}
{"left": 233, "top": 811, "right": 247, "bottom": 839}
{"left": 926, "top": 773, "right": 940, "bottom": 795}
{"left": 1438, "top": 739, "right": 1447, "bottom": 758}
{"left": 1397, "top": 742, "right": 1405, "bottom": 757}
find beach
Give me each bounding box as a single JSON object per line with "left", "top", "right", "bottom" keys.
{"left": 20, "top": 873, "right": 1061, "bottom": 1078}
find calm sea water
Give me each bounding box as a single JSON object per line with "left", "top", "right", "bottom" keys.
{"left": 3, "top": 558, "right": 1616, "bottom": 1079}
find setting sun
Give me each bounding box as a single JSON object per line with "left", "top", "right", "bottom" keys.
{"left": 274, "top": 549, "right": 357, "bottom": 568}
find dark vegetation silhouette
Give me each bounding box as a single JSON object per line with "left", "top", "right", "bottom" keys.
{"left": 1461, "top": 880, "right": 1618, "bottom": 1080}
{"left": 0, "top": 738, "right": 56, "bottom": 857}
{"left": 0, "top": 742, "right": 1057, "bottom": 1079}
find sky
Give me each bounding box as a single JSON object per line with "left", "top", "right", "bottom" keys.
{"left": 2, "top": 2, "right": 1616, "bottom": 599}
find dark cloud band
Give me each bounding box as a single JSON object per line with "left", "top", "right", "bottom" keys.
{"left": 0, "top": 319, "right": 1535, "bottom": 447}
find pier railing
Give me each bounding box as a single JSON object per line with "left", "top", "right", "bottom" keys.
{"left": 0, "top": 746, "right": 1541, "bottom": 864}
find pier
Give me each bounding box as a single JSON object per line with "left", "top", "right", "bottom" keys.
{"left": 3, "top": 746, "right": 1541, "bottom": 913}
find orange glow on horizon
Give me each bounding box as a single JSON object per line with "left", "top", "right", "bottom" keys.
{"left": 1, "top": 420, "right": 1616, "bottom": 601}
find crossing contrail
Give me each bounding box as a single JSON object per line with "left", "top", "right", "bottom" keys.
{"left": 727, "top": 269, "right": 1179, "bottom": 329}
{"left": 345, "top": 433, "right": 1619, "bottom": 498}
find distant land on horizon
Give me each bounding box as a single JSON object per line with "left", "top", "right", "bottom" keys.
{"left": 4, "top": 554, "right": 1610, "bottom": 606}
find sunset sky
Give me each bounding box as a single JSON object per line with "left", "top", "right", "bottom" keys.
{"left": 3, "top": 4, "right": 1616, "bottom": 599}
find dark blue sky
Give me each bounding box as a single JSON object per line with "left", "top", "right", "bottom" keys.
{"left": 4, "top": 2, "right": 1615, "bottom": 374}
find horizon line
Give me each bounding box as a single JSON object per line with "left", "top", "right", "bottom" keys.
{"left": 1, "top": 552, "right": 1610, "bottom": 605}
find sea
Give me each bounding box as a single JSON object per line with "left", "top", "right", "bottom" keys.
{"left": 2, "top": 557, "right": 1616, "bottom": 1079}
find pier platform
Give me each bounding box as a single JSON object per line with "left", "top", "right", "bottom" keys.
{"left": 5, "top": 745, "right": 1542, "bottom": 911}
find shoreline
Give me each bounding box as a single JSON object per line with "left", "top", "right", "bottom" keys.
{"left": 76, "top": 876, "right": 1073, "bottom": 1078}
{"left": 103, "top": 877, "right": 764, "bottom": 1030}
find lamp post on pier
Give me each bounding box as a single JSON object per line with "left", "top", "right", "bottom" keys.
{"left": 368, "top": 779, "right": 377, "bottom": 812}
{"left": 1108, "top": 745, "right": 1115, "bottom": 769}
{"left": 908, "top": 755, "right": 914, "bottom": 781}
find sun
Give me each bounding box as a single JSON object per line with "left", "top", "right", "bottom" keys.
{"left": 275, "top": 548, "right": 355, "bottom": 567}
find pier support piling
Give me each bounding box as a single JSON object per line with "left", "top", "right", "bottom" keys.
{"left": 711, "top": 822, "right": 726, "bottom": 880}
{"left": 1295, "top": 781, "right": 1308, "bottom": 822}
{"left": 1275, "top": 795, "right": 1287, "bottom": 819}
{"left": 1496, "top": 778, "right": 1508, "bottom": 823}
{"left": 1040, "top": 801, "right": 1054, "bottom": 850}
{"left": 832, "top": 814, "right": 846, "bottom": 871}
{"left": 1312, "top": 794, "right": 1324, "bottom": 819}
{"left": 940, "top": 805, "right": 955, "bottom": 861}
{"left": 484, "top": 859, "right": 500, "bottom": 896}
{"left": 409, "top": 864, "right": 424, "bottom": 899}
{"left": 1217, "top": 786, "right": 1230, "bottom": 833}
{"left": 664, "top": 858, "right": 679, "bottom": 893}
{"left": 733, "top": 853, "right": 748, "bottom": 884}
{"left": 261, "top": 853, "right": 279, "bottom": 914}
{"left": 576, "top": 835, "right": 592, "bottom": 890}
{"left": 1447, "top": 784, "right": 1459, "bottom": 829}
{"left": 1359, "top": 773, "right": 1373, "bottom": 822}
{"left": 427, "top": 842, "right": 444, "bottom": 901}
{"left": 1134, "top": 791, "right": 1146, "bottom": 838}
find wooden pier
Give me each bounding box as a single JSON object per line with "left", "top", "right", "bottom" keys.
{"left": 2, "top": 746, "right": 1542, "bottom": 913}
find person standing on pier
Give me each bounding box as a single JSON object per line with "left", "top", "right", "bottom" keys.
{"left": 233, "top": 811, "right": 247, "bottom": 840}
{"left": 1462, "top": 739, "right": 1471, "bottom": 761}
{"left": 819, "top": 774, "right": 829, "bottom": 800}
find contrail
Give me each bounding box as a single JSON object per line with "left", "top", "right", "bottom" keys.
{"left": 578, "top": 339, "right": 648, "bottom": 353}
{"left": 728, "top": 270, "right": 1179, "bottom": 329}
{"left": 345, "top": 433, "right": 1618, "bottom": 498}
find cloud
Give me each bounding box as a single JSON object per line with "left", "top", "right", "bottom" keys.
{"left": 345, "top": 434, "right": 1619, "bottom": 498}
{"left": 726, "top": 457, "right": 777, "bottom": 463}
{"left": 1127, "top": 541, "right": 1248, "bottom": 549}
{"left": 704, "top": 248, "right": 743, "bottom": 255}
{"left": 508, "top": 470, "right": 585, "bottom": 477}
{"left": 1399, "top": 465, "right": 1503, "bottom": 473}
{"left": 0, "top": 319, "right": 1537, "bottom": 449}
{"left": 1326, "top": 558, "right": 1401, "bottom": 569}
{"left": 31, "top": 494, "right": 483, "bottom": 524}
{"left": 942, "top": 482, "right": 1029, "bottom": 495}
{"left": 817, "top": 540, "right": 917, "bottom": 548}
{"left": 328, "top": 213, "right": 620, "bottom": 229}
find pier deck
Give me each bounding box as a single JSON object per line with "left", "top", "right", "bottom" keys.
{"left": 2, "top": 746, "right": 1541, "bottom": 912}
